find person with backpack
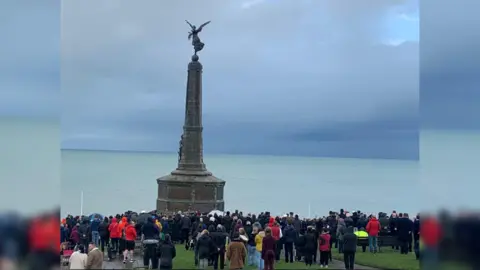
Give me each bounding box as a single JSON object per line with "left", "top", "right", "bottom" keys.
{"left": 141, "top": 217, "right": 160, "bottom": 269}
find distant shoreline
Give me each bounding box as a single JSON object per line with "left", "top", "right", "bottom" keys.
{"left": 60, "top": 148, "right": 417, "bottom": 162}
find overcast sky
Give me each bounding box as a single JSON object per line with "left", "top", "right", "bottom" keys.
{"left": 4, "top": 0, "right": 476, "bottom": 161}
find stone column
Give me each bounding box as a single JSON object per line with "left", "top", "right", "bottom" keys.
{"left": 156, "top": 54, "right": 226, "bottom": 213}
{"left": 177, "top": 55, "right": 207, "bottom": 173}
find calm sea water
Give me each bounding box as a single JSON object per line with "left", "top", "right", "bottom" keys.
{"left": 420, "top": 130, "right": 480, "bottom": 212}
{"left": 0, "top": 118, "right": 60, "bottom": 215}
{"left": 1, "top": 119, "right": 478, "bottom": 217}
{"left": 61, "top": 150, "right": 420, "bottom": 217}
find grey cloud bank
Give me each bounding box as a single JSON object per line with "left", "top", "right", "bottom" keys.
{"left": 0, "top": 0, "right": 59, "bottom": 120}
{"left": 2, "top": 0, "right": 425, "bottom": 160}
{"left": 420, "top": 0, "right": 480, "bottom": 131}
{"left": 60, "top": 0, "right": 420, "bottom": 160}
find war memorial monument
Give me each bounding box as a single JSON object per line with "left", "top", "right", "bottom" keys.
{"left": 156, "top": 20, "right": 226, "bottom": 213}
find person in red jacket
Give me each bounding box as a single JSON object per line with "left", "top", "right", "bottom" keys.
{"left": 28, "top": 211, "right": 59, "bottom": 270}
{"left": 108, "top": 217, "right": 121, "bottom": 252}
{"left": 117, "top": 216, "right": 128, "bottom": 256}
{"left": 366, "top": 215, "right": 381, "bottom": 253}
{"left": 268, "top": 217, "right": 282, "bottom": 261}
{"left": 318, "top": 228, "right": 331, "bottom": 268}
{"left": 123, "top": 219, "right": 137, "bottom": 263}
{"left": 420, "top": 215, "right": 441, "bottom": 270}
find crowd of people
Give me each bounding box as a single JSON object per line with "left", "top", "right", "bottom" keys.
{"left": 0, "top": 209, "right": 59, "bottom": 270}
{"left": 60, "top": 209, "right": 426, "bottom": 270}
{"left": 0, "top": 207, "right": 475, "bottom": 270}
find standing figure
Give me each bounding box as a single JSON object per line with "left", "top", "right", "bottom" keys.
{"left": 178, "top": 135, "right": 183, "bottom": 163}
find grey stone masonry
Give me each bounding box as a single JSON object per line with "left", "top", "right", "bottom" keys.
{"left": 156, "top": 55, "right": 225, "bottom": 213}
{"left": 176, "top": 58, "right": 206, "bottom": 172}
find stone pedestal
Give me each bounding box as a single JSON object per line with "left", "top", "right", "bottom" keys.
{"left": 156, "top": 54, "right": 225, "bottom": 213}
{"left": 157, "top": 172, "right": 225, "bottom": 213}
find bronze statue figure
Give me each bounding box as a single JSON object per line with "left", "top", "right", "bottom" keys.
{"left": 186, "top": 20, "right": 211, "bottom": 55}
{"left": 178, "top": 135, "right": 184, "bottom": 163}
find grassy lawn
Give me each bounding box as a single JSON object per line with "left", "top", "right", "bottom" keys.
{"left": 171, "top": 245, "right": 341, "bottom": 269}
{"left": 330, "top": 247, "right": 472, "bottom": 270}
{"left": 330, "top": 247, "right": 419, "bottom": 270}
{"left": 171, "top": 245, "right": 468, "bottom": 270}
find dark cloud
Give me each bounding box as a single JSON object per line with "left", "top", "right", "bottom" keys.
{"left": 290, "top": 107, "right": 419, "bottom": 160}
{"left": 3, "top": 0, "right": 420, "bottom": 159}
{"left": 420, "top": 0, "right": 480, "bottom": 130}
{"left": 0, "top": 0, "right": 59, "bottom": 119}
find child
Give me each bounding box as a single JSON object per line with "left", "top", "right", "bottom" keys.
{"left": 318, "top": 228, "right": 331, "bottom": 268}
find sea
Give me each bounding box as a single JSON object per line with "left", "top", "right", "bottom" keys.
{"left": 0, "top": 118, "right": 60, "bottom": 215}
{"left": 1, "top": 118, "right": 479, "bottom": 217}
{"left": 60, "top": 149, "right": 419, "bottom": 217}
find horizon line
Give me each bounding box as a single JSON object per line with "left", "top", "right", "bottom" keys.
{"left": 61, "top": 148, "right": 417, "bottom": 162}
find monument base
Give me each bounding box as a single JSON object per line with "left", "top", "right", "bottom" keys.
{"left": 156, "top": 170, "right": 225, "bottom": 213}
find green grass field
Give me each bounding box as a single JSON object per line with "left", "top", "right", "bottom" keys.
{"left": 169, "top": 244, "right": 423, "bottom": 269}
{"left": 166, "top": 244, "right": 471, "bottom": 270}
{"left": 171, "top": 245, "right": 341, "bottom": 269}
{"left": 330, "top": 247, "right": 419, "bottom": 270}
{"left": 329, "top": 247, "right": 470, "bottom": 270}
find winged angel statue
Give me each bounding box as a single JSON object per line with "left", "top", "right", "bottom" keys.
{"left": 186, "top": 20, "right": 211, "bottom": 54}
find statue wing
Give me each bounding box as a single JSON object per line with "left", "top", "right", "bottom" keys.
{"left": 197, "top": 20, "right": 211, "bottom": 31}
{"left": 185, "top": 20, "right": 194, "bottom": 29}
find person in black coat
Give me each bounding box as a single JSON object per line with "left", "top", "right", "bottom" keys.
{"left": 283, "top": 221, "right": 297, "bottom": 263}
{"left": 303, "top": 227, "right": 317, "bottom": 267}
{"left": 343, "top": 226, "right": 357, "bottom": 270}
{"left": 158, "top": 234, "right": 176, "bottom": 270}
{"left": 413, "top": 214, "right": 420, "bottom": 260}
{"left": 356, "top": 215, "right": 368, "bottom": 230}
{"left": 195, "top": 230, "right": 215, "bottom": 269}
{"left": 315, "top": 218, "right": 324, "bottom": 233}
{"left": 179, "top": 215, "right": 192, "bottom": 245}
{"left": 404, "top": 213, "right": 414, "bottom": 252}
{"left": 171, "top": 214, "right": 181, "bottom": 243}
{"left": 413, "top": 214, "right": 420, "bottom": 258}
{"left": 378, "top": 213, "right": 390, "bottom": 236}
{"left": 210, "top": 225, "right": 228, "bottom": 270}
{"left": 98, "top": 217, "right": 110, "bottom": 253}
{"left": 352, "top": 212, "right": 359, "bottom": 228}
{"left": 293, "top": 215, "right": 302, "bottom": 232}
{"left": 141, "top": 217, "right": 160, "bottom": 269}
{"left": 389, "top": 212, "right": 399, "bottom": 249}
{"left": 327, "top": 213, "right": 338, "bottom": 249}
{"left": 396, "top": 213, "right": 412, "bottom": 254}
{"left": 223, "top": 213, "right": 233, "bottom": 234}
{"left": 77, "top": 219, "right": 90, "bottom": 248}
